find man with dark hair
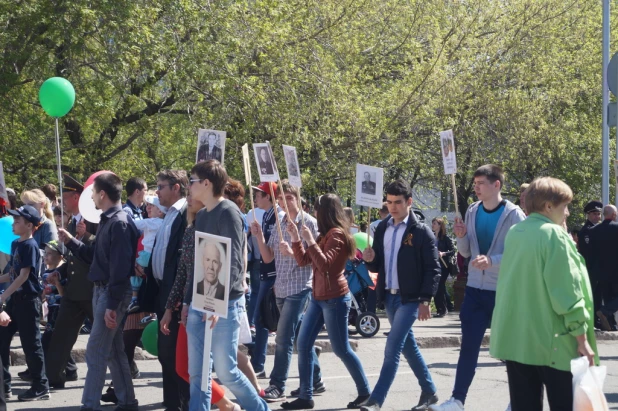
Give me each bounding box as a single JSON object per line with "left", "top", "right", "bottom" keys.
{"left": 251, "top": 180, "right": 324, "bottom": 403}
{"left": 45, "top": 175, "right": 96, "bottom": 389}
{"left": 186, "top": 160, "right": 269, "bottom": 410}
{"left": 40, "top": 184, "right": 58, "bottom": 208}
{"left": 141, "top": 169, "right": 189, "bottom": 410}
{"left": 58, "top": 173, "right": 139, "bottom": 410}
{"left": 430, "top": 165, "right": 525, "bottom": 411}
{"left": 123, "top": 177, "right": 147, "bottom": 221}
{"left": 361, "top": 179, "right": 440, "bottom": 411}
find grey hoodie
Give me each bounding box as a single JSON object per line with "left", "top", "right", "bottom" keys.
{"left": 457, "top": 200, "right": 525, "bottom": 291}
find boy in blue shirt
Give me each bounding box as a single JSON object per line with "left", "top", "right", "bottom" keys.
{"left": 0, "top": 205, "right": 50, "bottom": 401}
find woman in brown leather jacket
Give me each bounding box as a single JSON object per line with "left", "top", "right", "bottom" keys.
{"left": 281, "top": 194, "right": 371, "bottom": 410}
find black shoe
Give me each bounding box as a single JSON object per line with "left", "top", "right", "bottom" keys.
{"left": 50, "top": 381, "right": 65, "bottom": 389}
{"left": 66, "top": 371, "right": 78, "bottom": 382}
{"left": 433, "top": 312, "right": 446, "bottom": 318}
{"left": 348, "top": 394, "right": 370, "bottom": 408}
{"left": 281, "top": 398, "right": 315, "bottom": 410}
{"left": 290, "top": 380, "right": 326, "bottom": 397}
{"left": 18, "top": 369, "right": 32, "bottom": 382}
{"left": 263, "top": 385, "right": 286, "bottom": 402}
{"left": 255, "top": 370, "right": 267, "bottom": 379}
{"left": 18, "top": 387, "right": 50, "bottom": 401}
{"left": 79, "top": 325, "right": 91, "bottom": 335}
{"left": 4, "top": 387, "right": 11, "bottom": 399}
{"left": 101, "top": 387, "right": 119, "bottom": 404}
{"left": 127, "top": 300, "right": 140, "bottom": 314}
{"left": 411, "top": 392, "right": 439, "bottom": 410}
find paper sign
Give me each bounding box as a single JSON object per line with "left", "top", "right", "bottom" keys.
{"left": 242, "top": 144, "right": 252, "bottom": 186}
{"left": 356, "top": 164, "right": 384, "bottom": 208}
{"left": 253, "top": 142, "right": 279, "bottom": 182}
{"left": 282, "top": 145, "right": 302, "bottom": 187}
{"left": 0, "top": 162, "right": 7, "bottom": 202}
{"left": 440, "top": 130, "right": 457, "bottom": 174}
{"left": 192, "top": 232, "right": 231, "bottom": 319}
{"left": 196, "top": 129, "right": 226, "bottom": 165}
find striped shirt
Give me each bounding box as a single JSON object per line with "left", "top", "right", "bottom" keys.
{"left": 268, "top": 213, "right": 318, "bottom": 299}
{"left": 152, "top": 197, "right": 186, "bottom": 281}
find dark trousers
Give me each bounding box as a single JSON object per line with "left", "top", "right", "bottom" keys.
{"left": 156, "top": 308, "right": 189, "bottom": 410}
{"left": 599, "top": 282, "right": 618, "bottom": 317}
{"left": 434, "top": 269, "right": 454, "bottom": 314}
{"left": 42, "top": 330, "right": 77, "bottom": 374}
{"left": 46, "top": 297, "right": 93, "bottom": 384}
{"left": 506, "top": 361, "right": 572, "bottom": 411}
{"left": 0, "top": 294, "right": 48, "bottom": 390}
{"left": 0, "top": 355, "right": 5, "bottom": 411}
{"left": 124, "top": 328, "right": 143, "bottom": 374}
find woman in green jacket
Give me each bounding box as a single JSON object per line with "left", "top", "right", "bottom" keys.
{"left": 490, "top": 177, "right": 598, "bottom": 411}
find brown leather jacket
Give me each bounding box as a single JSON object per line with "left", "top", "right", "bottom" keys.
{"left": 292, "top": 228, "right": 350, "bottom": 300}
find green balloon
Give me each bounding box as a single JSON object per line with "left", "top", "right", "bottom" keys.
{"left": 39, "top": 77, "right": 75, "bottom": 117}
{"left": 141, "top": 319, "right": 159, "bottom": 356}
{"left": 353, "top": 232, "right": 373, "bottom": 251}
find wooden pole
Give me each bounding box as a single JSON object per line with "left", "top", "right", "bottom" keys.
{"left": 296, "top": 190, "right": 305, "bottom": 225}
{"left": 366, "top": 206, "right": 372, "bottom": 245}
{"left": 269, "top": 183, "right": 283, "bottom": 239}
{"left": 450, "top": 173, "right": 460, "bottom": 219}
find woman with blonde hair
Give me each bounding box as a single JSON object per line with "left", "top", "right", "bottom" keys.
{"left": 490, "top": 177, "right": 598, "bottom": 411}
{"left": 21, "top": 188, "right": 58, "bottom": 248}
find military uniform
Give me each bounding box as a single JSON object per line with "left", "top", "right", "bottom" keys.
{"left": 577, "top": 200, "right": 603, "bottom": 319}
{"left": 45, "top": 175, "right": 97, "bottom": 387}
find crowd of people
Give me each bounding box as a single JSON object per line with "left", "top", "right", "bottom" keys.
{"left": 0, "top": 161, "right": 605, "bottom": 411}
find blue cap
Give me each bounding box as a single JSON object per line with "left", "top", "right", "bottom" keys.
{"left": 8, "top": 205, "right": 42, "bottom": 226}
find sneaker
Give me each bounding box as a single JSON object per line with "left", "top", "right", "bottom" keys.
{"left": 597, "top": 311, "right": 612, "bottom": 332}
{"left": 290, "top": 380, "right": 326, "bottom": 397}
{"left": 79, "top": 325, "right": 91, "bottom": 334}
{"left": 268, "top": 331, "right": 276, "bottom": 337}
{"left": 18, "top": 369, "right": 32, "bottom": 382}
{"left": 428, "top": 398, "right": 464, "bottom": 411}
{"left": 263, "top": 385, "right": 286, "bottom": 402}
{"left": 360, "top": 400, "right": 381, "bottom": 411}
{"left": 18, "top": 387, "right": 50, "bottom": 401}
{"left": 101, "top": 386, "right": 119, "bottom": 404}
{"left": 412, "top": 392, "right": 439, "bottom": 410}
{"left": 140, "top": 315, "right": 156, "bottom": 325}
{"left": 127, "top": 300, "right": 140, "bottom": 314}
{"left": 255, "top": 370, "right": 267, "bottom": 379}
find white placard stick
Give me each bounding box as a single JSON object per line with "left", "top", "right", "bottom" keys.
{"left": 296, "top": 190, "right": 305, "bottom": 225}
{"left": 451, "top": 173, "right": 460, "bottom": 218}
{"left": 366, "top": 207, "right": 372, "bottom": 245}
{"left": 201, "top": 315, "right": 214, "bottom": 392}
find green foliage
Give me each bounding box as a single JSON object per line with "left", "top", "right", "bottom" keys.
{"left": 0, "top": 0, "right": 610, "bottom": 226}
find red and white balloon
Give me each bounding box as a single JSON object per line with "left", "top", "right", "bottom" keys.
{"left": 79, "top": 170, "right": 114, "bottom": 223}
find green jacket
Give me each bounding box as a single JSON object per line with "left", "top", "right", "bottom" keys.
{"left": 489, "top": 213, "right": 599, "bottom": 372}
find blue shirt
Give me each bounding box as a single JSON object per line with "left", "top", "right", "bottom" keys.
{"left": 475, "top": 201, "right": 505, "bottom": 256}
{"left": 383, "top": 215, "right": 409, "bottom": 290}
{"left": 9, "top": 237, "right": 42, "bottom": 295}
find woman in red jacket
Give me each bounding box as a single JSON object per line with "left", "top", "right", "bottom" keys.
{"left": 282, "top": 194, "right": 371, "bottom": 410}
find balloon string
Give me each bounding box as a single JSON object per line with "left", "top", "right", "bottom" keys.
{"left": 55, "top": 118, "right": 64, "bottom": 230}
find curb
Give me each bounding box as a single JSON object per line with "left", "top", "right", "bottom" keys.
{"left": 9, "top": 340, "right": 356, "bottom": 366}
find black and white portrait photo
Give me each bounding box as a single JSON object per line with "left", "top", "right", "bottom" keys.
{"left": 193, "top": 232, "right": 231, "bottom": 318}
{"left": 253, "top": 143, "right": 279, "bottom": 183}
{"left": 282, "top": 145, "right": 302, "bottom": 187}
{"left": 196, "top": 129, "right": 226, "bottom": 164}
{"left": 356, "top": 164, "right": 384, "bottom": 208}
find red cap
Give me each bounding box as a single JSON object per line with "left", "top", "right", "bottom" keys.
{"left": 252, "top": 182, "right": 278, "bottom": 194}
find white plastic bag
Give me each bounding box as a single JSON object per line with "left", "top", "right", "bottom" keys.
{"left": 571, "top": 356, "right": 609, "bottom": 411}
{"left": 238, "top": 308, "right": 252, "bottom": 344}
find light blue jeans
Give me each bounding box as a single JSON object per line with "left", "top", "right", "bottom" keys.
{"left": 369, "top": 294, "right": 436, "bottom": 406}
{"left": 297, "top": 293, "right": 370, "bottom": 400}
{"left": 187, "top": 296, "right": 269, "bottom": 411}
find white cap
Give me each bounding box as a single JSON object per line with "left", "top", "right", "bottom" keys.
{"left": 145, "top": 195, "right": 168, "bottom": 214}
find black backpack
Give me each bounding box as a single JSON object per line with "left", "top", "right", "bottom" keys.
{"left": 260, "top": 286, "right": 280, "bottom": 331}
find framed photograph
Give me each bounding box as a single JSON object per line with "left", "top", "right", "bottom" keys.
{"left": 356, "top": 164, "right": 384, "bottom": 208}
{"left": 282, "top": 145, "right": 302, "bottom": 187}
{"left": 253, "top": 142, "right": 279, "bottom": 182}
{"left": 439, "top": 129, "right": 457, "bottom": 175}
{"left": 0, "top": 162, "right": 7, "bottom": 202}
{"left": 193, "top": 232, "right": 231, "bottom": 318}
{"left": 196, "top": 129, "right": 226, "bottom": 165}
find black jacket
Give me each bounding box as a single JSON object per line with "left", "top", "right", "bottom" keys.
{"left": 67, "top": 205, "right": 138, "bottom": 310}
{"left": 366, "top": 210, "right": 441, "bottom": 305}
{"left": 64, "top": 217, "right": 96, "bottom": 302}
{"left": 436, "top": 234, "right": 455, "bottom": 271}
{"left": 588, "top": 219, "right": 618, "bottom": 284}
{"left": 141, "top": 203, "right": 188, "bottom": 313}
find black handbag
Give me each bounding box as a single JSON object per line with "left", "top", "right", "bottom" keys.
{"left": 260, "top": 286, "right": 280, "bottom": 332}
{"left": 449, "top": 254, "right": 460, "bottom": 277}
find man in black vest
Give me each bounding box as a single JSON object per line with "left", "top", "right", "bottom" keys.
{"left": 139, "top": 170, "right": 190, "bottom": 410}
{"left": 45, "top": 175, "right": 96, "bottom": 388}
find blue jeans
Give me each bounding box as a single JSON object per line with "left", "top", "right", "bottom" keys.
{"left": 251, "top": 277, "right": 276, "bottom": 373}
{"left": 297, "top": 293, "right": 370, "bottom": 401}
{"left": 270, "top": 288, "right": 321, "bottom": 392}
{"left": 247, "top": 261, "right": 261, "bottom": 327}
{"left": 187, "top": 297, "right": 269, "bottom": 411}
{"left": 453, "top": 286, "right": 496, "bottom": 404}
{"left": 370, "top": 294, "right": 436, "bottom": 406}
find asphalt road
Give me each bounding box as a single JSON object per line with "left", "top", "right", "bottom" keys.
{"left": 5, "top": 339, "right": 618, "bottom": 410}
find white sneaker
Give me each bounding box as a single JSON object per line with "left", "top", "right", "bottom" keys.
{"left": 428, "top": 397, "right": 464, "bottom": 411}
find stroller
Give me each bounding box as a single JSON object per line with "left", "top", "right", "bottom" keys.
{"left": 345, "top": 259, "right": 380, "bottom": 338}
